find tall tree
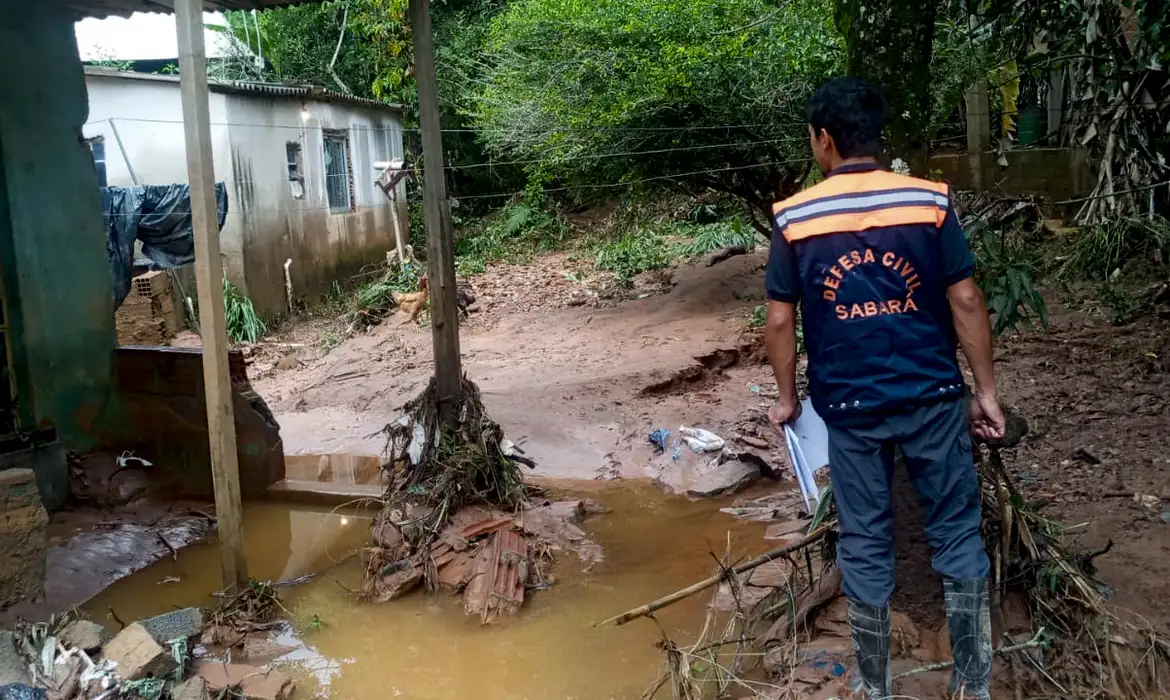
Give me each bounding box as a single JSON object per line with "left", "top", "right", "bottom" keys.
{"left": 835, "top": 0, "right": 940, "bottom": 163}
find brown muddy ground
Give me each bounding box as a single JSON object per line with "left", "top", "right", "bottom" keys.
{"left": 253, "top": 251, "right": 1170, "bottom": 631}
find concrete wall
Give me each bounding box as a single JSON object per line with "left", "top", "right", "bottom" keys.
{"left": 223, "top": 94, "right": 406, "bottom": 315}
{"left": 0, "top": 3, "right": 118, "bottom": 450}
{"left": 929, "top": 148, "right": 1095, "bottom": 203}
{"left": 83, "top": 73, "right": 406, "bottom": 316}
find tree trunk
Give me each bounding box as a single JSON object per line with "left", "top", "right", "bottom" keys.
{"left": 835, "top": 0, "right": 939, "bottom": 167}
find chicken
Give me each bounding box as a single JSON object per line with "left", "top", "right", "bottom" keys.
{"left": 393, "top": 274, "right": 429, "bottom": 324}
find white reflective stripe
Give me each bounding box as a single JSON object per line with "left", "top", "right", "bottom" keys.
{"left": 773, "top": 213, "right": 788, "bottom": 229}
{"left": 784, "top": 189, "right": 944, "bottom": 222}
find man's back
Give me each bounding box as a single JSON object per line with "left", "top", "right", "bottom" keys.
{"left": 767, "top": 163, "right": 974, "bottom": 422}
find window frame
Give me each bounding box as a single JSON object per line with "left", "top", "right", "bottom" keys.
{"left": 322, "top": 129, "right": 354, "bottom": 214}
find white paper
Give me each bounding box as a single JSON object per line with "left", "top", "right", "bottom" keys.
{"left": 783, "top": 398, "right": 830, "bottom": 512}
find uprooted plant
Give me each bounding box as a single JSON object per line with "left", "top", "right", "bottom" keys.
{"left": 362, "top": 375, "right": 537, "bottom": 607}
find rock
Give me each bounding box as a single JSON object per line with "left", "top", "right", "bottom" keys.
{"left": 0, "top": 632, "right": 31, "bottom": 687}
{"left": 764, "top": 519, "right": 811, "bottom": 540}
{"left": 60, "top": 620, "right": 108, "bottom": 652}
{"left": 683, "top": 459, "right": 761, "bottom": 499}
{"left": 140, "top": 607, "right": 204, "bottom": 644}
{"left": 101, "top": 623, "right": 175, "bottom": 680}
{"left": 195, "top": 661, "right": 295, "bottom": 700}
{"left": 48, "top": 655, "right": 82, "bottom": 698}
{"left": 0, "top": 469, "right": 49, "bottom": 610}
{"left": 171, "top": 676, "right": 210, "bottom": 700}
{"left": 739, "top": 435, "right": 770, "bottom": 449}
{"left": 241, "top": 636, "right": 296, "bottom": 661}
{"left": 747, "top": 561, "right": 792, "bottom": 589}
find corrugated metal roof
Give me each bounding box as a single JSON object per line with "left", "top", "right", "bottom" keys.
{"left": 61, "top": 0, "right": 326, "bottom": 21}
{"left": 84, "top": 67, "right": 405, "bottom": 112}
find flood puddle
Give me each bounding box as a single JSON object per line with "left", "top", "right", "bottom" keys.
{"left": 85, "top": 482, "right": 770, "bottom": 700}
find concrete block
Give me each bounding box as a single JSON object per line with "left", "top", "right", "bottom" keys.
{"left": 0, "top": 631, "right": 31, "bottom": 687}
{"left": 170, "top": 676, "right": 209, "bottom": 700}
{"left": 195, "top": 661, "right": 294, "bottom": 700}
{"left": 101, "top": 623, "right": 175, "bottom": 680}
{"left": 59, "top": 620, "right": 108, "bottom": 652}
{"left": 140, "top": 607, "right": 203, "bottom": 644}
{"left": 0, "top": 470, "right": 48, "bottom": 610}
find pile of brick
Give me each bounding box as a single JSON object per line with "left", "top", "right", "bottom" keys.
{"left": 115, "top": 271, "right": 183, "bottom": 346}
{"left": 0, "top": 607, "right": 296, "bottom": 700}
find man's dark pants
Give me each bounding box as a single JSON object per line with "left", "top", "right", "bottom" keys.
{"left": 825, "top": 398, "right": 990, "bottom": 606}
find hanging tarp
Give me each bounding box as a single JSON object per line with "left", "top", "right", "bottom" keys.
{"left": 103, "top": 183, "right": 228, "bottom": 309}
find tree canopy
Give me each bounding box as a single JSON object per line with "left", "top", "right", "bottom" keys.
{"left": 471, "top": 0, "right": 843, "bottom": 229}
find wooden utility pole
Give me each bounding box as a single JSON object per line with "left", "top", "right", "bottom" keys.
{"left": 409, "top": 0, "right": 463, "bottom": 419}
{"left": 175, "top": 0, "right": 248, "bottom": 588}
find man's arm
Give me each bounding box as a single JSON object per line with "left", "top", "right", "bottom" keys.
{"left": 939, "top": 204, "right": 1005, "bottom": 439}
{"left": 765, "top": 300, "right": 800, "bottom": 415}
{"left": 765, "top": 219, "right": 802, "bottom": 429}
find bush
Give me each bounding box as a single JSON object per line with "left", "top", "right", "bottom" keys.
{"left": 593, "top": 229, "right": 674, "bottom": 280}
{"left": 454, "top": 201, "right": 569, "bottom": 273}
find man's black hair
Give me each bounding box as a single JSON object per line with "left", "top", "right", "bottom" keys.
{"left": 806, "top": 77, "right": 888, "bottom": 159}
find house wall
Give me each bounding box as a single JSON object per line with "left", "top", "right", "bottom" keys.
{"left": 82, "top": 74, "right": 406, "bottom": 316}
{"left": 0, "top": 2, "right": 117, "bottom": 450}
{"left": 222, "top": 95, "right": 405, "bottom": 315}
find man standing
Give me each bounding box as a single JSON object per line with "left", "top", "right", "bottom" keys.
{"left": 765, "top": 77, "right": 1006, "bottom": 699}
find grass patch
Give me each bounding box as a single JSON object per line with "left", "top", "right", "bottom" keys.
{"left": 1057, "top": 216, "right": 1170, "bottom": 280}
{"left": 593, "top": 228, "right": 674, "bottom": 280}
{"left": 454, "top": 201, "right": 569, "bottom": 274}
{"left": 222, "top": 277, "right": 265, "bottom": 344}
{"left": 675, "top": 220, "right": 759, "bottom": 257}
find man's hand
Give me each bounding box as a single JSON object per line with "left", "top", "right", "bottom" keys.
{"left": 769, "top": 398, "right": 802, "bottom": 435}
{"left": 970, "top": 391, "right": 1006, "bottom": 441}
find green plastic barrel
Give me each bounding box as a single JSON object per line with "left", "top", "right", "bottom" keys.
{"left": 1017, "top": 107, "right": 1046, "bottom": 146}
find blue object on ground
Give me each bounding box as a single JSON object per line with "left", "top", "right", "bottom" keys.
{"left": 648, "top": 429, "right": 670, "bottom": 454}
{"left": 0, "top": 686, "right": 47, "bottom": 700}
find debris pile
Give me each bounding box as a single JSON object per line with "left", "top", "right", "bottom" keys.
{"left": 362, "top": 375, "right": 602, "bottom": 622}
{"left": 611, "top": 420, "right": 1170, "bottom": 700}
{"left": 0, "top": 584, "right": 302, "bottom": 700}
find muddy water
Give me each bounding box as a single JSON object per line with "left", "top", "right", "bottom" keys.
{"left": 86, "top": 483, "right": 770, "bottom": 700}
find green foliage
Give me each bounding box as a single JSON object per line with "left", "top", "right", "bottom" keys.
{"left": 454, "top": 200, "right": 569, "bottom": 273}
{"left": 473, "top": 0, "right": 842, "bottom": 222}
{"left": 593, "top": 229, "right": 673, "bottom": 280}
{"left": 1057, "top": 217, "right": 1170, "bottom": 281}
{"left": 222, "top": 278, "right": 266, "bottom": 344}
{"left": 676, "top": 220, "right": 759, "bottom": 257}
{"left": 352, "top": 261, "right": 424, "bottom": 320}
{"left": 971, "top": 231, "right": 1048, "bottom": 337}
{"left": 748, "top": 303, "right": 767, "bottom": 329}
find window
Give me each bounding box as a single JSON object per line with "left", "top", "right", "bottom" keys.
{"left": 323, "top": 130, "right": 353, "bottom": 213}
{"left": 285, "top": 142, "right": 304, "bottom": 199}
{"left": 89, "top": 138, "right": 107, "bottom": 188}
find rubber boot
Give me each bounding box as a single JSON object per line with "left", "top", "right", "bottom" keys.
{"left": 846, "top": 599, "right": 891, "bottom": 699}
{"left": 944, "top": 578, "right": 993, "bottom": 700}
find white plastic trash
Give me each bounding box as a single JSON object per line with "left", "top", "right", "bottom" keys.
{"left": 678, "top": 426, "right": 726, "bottom": 453}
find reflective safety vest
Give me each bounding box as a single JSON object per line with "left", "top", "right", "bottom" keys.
{"left": 772, "top": 165, "right": 965, "bottom": 421}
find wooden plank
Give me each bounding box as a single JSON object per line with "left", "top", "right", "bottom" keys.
{"left": 175, "top": 0, "right": 248, "bottom": 588}
{"left": 408, "top": 0, "right": 463, "bottom": 421}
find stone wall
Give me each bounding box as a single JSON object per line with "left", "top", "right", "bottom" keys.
{"left": 0, "top": 469, "right": 48, "bottom": 611}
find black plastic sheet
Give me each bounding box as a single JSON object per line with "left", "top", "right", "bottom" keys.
{"left": 103, "top": 183, "right": 228, "bottom": 309}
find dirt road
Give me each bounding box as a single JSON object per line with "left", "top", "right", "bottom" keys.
{"left": 254, "top": 252, "right": 1170, "bottom": 627}
{"left": 256, "top": 253, "right": 777, "bottom": 481}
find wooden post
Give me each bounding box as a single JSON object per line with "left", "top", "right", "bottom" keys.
{"left": 409, "top": 0, "right": 463, "bottom": 420}
{"left": 965, "top": 80, "right": 991, "bottom": 190}
{"left": 175, "top": 0, "right": 248, "bottom": 588}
